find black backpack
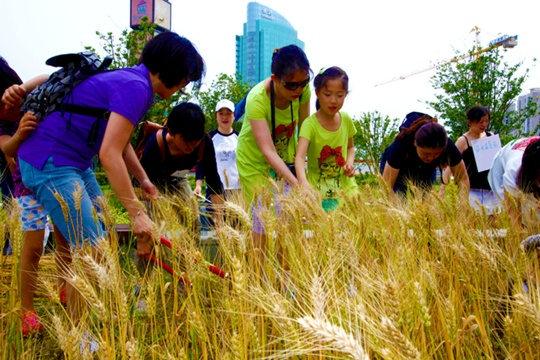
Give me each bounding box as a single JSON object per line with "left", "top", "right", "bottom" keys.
{"left": 21, "top": 52, "right": 112, "bottom": 119}
{"left": 20, "top": 51, "right": 113, "bottom": 144}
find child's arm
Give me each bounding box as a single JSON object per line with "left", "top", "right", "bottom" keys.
{"left": 2, "top": 74, "right": 49, "bottom": 110}
{"left": 294, "top": 137, "right": 311, "bottom": 187}
{"left": 343, "top": 137, "right": 355, "bottom": 177}
{"left": 1, "top": 112, "right": 38, "bottom": 158}
{"left": 0, "top": 134, "right": 16, "bottom": 174}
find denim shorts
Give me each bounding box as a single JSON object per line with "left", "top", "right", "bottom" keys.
{"left": 19, "top": 157, "right": 105, "bottom": 248}
{"left": 16, "top": 194, "right": 49, "bottom": 231}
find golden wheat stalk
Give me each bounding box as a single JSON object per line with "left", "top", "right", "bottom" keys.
{"left": 69, "top": 273, "right": 107, "bottom": 320}
{"left": 51, "top": 314, "right": 80, "bottom": 358}
{"left": 297, "top": 315, "right": 369, "bottom": 360}
{"left": 413, "top": 281, "right": 431, "bottom": 328}
{"left": 382, "top": 281, "right": 400, "bottom": 325}
{"left": 82, "top": 254, "right": 114, "bottom": 291}
{"left": 513, "top": 293, "right": 540, "bottom": 331}
{"left": 126, "top": 338, "right": 141, "bottom": 360}
{"left": 310, "top": 274, "right": 327, "bottom": 320}
{"left": 223, "top": 200, "right": 251, "bottom": 230}
{"left": 380, "top": 316, "right": 420, "bottom": 359}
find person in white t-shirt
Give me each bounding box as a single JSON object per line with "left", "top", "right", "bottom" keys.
{"left": 488, "top": 136, "right": 540, "bottom": 226}
{"left": 195, "top": 100, "right": 241, "bottom": 227}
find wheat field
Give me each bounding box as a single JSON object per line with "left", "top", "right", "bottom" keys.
{"left": 1, "top": 180, "right": 539, "bottom": 359}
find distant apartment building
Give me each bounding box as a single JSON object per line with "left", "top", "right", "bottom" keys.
{"left": 517, "top": 88, "right": 540, "bottom": 135}
{"left": 235, "top": 2, "right": 304, "bottom": 85}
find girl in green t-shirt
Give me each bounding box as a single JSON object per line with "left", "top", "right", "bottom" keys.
{"left": 295, "top": 66, "right": 358, "bottom": 211}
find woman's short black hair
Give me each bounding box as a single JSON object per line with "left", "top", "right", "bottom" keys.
{"left": 139, "top": 32, "right": 205, "bottom": 90}
{"left": 271, "top": 45, "right": 312, "bottom": 80}
{"left": 166, "top": 102, "right": 205, "bottom": 142}
{"left": 466, "top": 105, "right": 490, "bottom": 123}
{"left": 415, "top": 122, "right": 448, "bottom": 149}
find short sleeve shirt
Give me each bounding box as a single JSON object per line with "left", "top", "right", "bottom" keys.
{"left": 236, "top": 79, "right": 310, "bottom": 201}
{"left": 386, "top": 136, "right": 462, "bottom": 192}
{"left": 18, "top": 64, "right": 154, "bottom": 170}
{"left": 299, "top": 111, "right": 358, "bottom": 201}
{"left": 488, "top": 136, "right": 540, "bottom": 200}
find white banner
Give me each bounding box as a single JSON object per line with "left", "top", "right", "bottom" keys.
{"left": 471, "top": 134, "right": 502, "bottom": 172}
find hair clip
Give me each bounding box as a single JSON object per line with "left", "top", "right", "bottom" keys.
{"left": 319, "top": 67, "right": 330, "bottom": 75}
{"left": 273, "top": 47, "right": 281, "bottom": 54}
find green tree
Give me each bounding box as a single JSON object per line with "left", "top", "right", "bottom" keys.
{"left": 428, "top": 46, "right": 537, "bottom": 144}
{"left": 192, "top": 73, "right": 251, "bottom": 132}
{"left": 353, "top": 111, "right": 399, "bottom": 174}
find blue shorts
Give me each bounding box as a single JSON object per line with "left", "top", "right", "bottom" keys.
{"left": 16, "top": 194, "right": 49, "bottom": 231}
{"left": 19, "top": 157, "right": 105, "bottom": 248}
{"left": 469, "top": 188, "right": 498, "bottom": 215}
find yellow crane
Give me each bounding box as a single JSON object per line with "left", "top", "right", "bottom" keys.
{"left": 374, "top": 31, "right": 518, "bottom": 87}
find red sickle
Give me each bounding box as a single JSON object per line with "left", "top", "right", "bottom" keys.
{"left": 148, "top": 253, "right": 191, "bottom": 286}
{"left": 153, "top": 236, "right": 229, "bottom": 281}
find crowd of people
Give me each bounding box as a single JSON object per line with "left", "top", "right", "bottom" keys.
{"left": 1, "top": 32, "right": 539, "bottom": 344}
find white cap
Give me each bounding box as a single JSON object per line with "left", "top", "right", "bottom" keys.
{"left": 215, "top": 99, "right": 235, "bottom": 112}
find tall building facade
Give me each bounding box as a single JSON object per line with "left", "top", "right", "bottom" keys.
{"left": 517, "top": 88, "right": 540, "bottom": 135}
{"left": 236, "top": 2, "right": 304, "bottom": 85}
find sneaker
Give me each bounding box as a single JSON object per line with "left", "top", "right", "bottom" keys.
{"left": 59, "top": 289, "right": 67, "bottom": 305}
{"left": 21, "top": 311, "right": 43, "bottom": 336}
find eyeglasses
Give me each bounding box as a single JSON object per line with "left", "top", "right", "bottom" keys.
{"left": 280, "top": 77, "right": 310, "bottom": 91}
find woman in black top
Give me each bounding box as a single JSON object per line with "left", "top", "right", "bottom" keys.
{"left": 140, "top": 103, "right": 224, "bottom": 229}
{"left": 440, "top": 106, "right": 497, "bottom": 212}
{"left": 382, "top": 115, "right": 469, "bottom": 196}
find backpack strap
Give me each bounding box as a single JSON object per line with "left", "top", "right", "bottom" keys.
{"left": 156, "top": 129, "right": 167, "bottom": 163}
{"left": 57, "top": 103, "right": 110, "bottom": 145}
{"left": 60, "top": 103, "right": 109, "bottom": 119}
{"left": 269, "top": 80, "right": 294, "bottom": 141}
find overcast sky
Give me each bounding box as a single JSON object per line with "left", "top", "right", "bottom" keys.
{"left": 2, "top": 0, "right": 538, "bottom": 122}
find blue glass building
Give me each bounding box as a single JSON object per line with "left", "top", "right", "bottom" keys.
{"left": 236, "top": 2, "right": 304, "bottom": 85}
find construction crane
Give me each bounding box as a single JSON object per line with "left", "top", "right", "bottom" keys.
{"left": 374, "top": 32, "right": 518, "bottom": 87}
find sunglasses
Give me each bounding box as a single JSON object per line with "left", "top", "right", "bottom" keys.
{"left": 280, "top": 77, "right": 310, "bottom": 91}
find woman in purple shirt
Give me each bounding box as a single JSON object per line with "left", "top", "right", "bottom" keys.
{"left": 12, "top": 32, "right": 205, "bottom": 323}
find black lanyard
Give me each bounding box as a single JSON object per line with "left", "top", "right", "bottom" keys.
{"left": 269, "top": 80, "right": 293, "bottom": 141}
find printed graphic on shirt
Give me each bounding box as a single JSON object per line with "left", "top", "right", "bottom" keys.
{"left": 317, "top": 145, "right": 345, "bottom": 200}
{"left": 512, "top": 136, "right": 540, "bottom": 151}
{"left": 274, "top": 122, "right": 296, "bottom": 159}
